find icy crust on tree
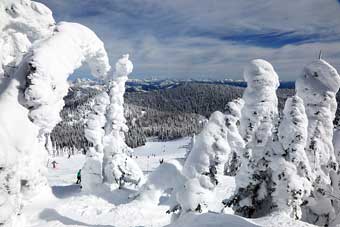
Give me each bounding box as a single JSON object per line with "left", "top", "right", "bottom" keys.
{"left": 82, "top": 92, "right": 109, "bottom": 191}
{"left": 23, "top": 22, "right": 110, "bottom": 138}
{"left": 272, "top": 96, "right": 313, "bottom": 219}
{"left": 296, "top": 59, "right": 340, "bottom": 225}
{"left": 0, "top": 0, "right": 55, "bottom": 79}
{"left": 102, "top": 55, "right": 144, "bottom": 188}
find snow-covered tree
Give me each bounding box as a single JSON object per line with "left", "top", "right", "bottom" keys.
{"left": 296, "top": 59, "right": 340, "bottom": 225}
{"left": 224, "top": 98, "right": 245, "bottom": 176}
{"left": 178, "top": 111, "right": 232, "bottom": 214}
{"left": 271, "top": 95, "right": 313, "bottom": 220}
{"left": 0, "top": 2, "right": 110, "bottom": 224}
{"left": 226, "top": 59, "right": 279, "bottom": 217}
{"left": 103, "top": 55, "right": 144, "bottom": 188}
{"left": 82, "top": 92, "right": 109, "bottom": 191}
{"left": 239, "top": 59, "right": 279, "bottom": 149}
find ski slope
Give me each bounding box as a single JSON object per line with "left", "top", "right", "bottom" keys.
{"left": 23, "top": 138, "right": 314, "bottom": 227}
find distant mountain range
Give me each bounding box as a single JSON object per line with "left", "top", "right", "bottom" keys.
{"left": 74, "top": 78, "right": 295, "bottom": 93}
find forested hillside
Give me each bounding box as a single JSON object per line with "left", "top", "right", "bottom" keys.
{"left": 50, "top": 80, "right": 295, "bottom": 153}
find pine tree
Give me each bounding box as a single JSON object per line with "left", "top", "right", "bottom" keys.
{"left": 296, "top": 59, "right": 340, "bottom": 225}
{"left": 178, "top": 111, "right": 232, "bottom": 214}
{"left": 102, "top": 55, "right": 144, "bottom": 188}
{"left": 271, "top": 95, "right": 313, "bottom": 219}
{"left": 226, "top": 59, "right": 280, "bottom": 217}
{"left": 224, "top": 98, "right": 245, "bottom": 176}
{"left": 82, "top": 92, "right": 109, "bottom": 191}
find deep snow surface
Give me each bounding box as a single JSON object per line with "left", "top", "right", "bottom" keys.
{"left": 23, "top": 138, "right": 315, "bottom": 227}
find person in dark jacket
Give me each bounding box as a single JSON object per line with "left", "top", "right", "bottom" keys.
{"left": 51, "top": 160, "right": 58, "bottom": 168}
{"left": 76, "top": 169, "right": 81, "bottom": 184}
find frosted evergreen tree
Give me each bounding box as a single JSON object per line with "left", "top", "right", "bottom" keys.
{"left": 0, "top": 1, "right": 54, "bottom": 224}
{"left": 103, "top": 55, "right": 144, "bottom": 188}
{"left": 296, "top": 59, "right": 340, "bottom": 225}
{"left": 271, "top": 95, "right": 313, "bottom": 220}
{"left": 226, "top": 59, "right": 279, "bottom": 217}
{"left": 178, "top": 111, "right": 232, "bottom": 214}
{"left": 224, "top": 98, "right": 245, "bottom": 176}
{"left": 0, "top": 1, "right": 110, "bottom": 224}
{"left": 82, "top": 92, "right": 109, "bottom": 191}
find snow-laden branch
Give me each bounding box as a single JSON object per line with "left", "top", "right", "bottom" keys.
{"left": 0, "top": 0, "right": 55, "bottom": 79}
{"left": 23, "top": 22, "right": 110, "bottom": 137}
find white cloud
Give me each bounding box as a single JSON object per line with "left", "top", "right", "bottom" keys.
{"left": 39, "top": 0, "right": 340, "bottom": 80}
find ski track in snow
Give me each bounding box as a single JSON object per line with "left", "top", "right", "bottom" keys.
{"left": 23, "top": 137, "right": 314, "bottom": 227}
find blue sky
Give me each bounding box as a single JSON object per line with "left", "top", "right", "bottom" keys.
{"left": 38, "top": 0, "right": 340, "bottom": 81}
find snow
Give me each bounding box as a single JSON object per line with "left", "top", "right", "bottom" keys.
{"left": 0, "top": 0, "right": 55, "bottom": 79}
{"left": 2, "top": 1, "right": 340, "bottom": 225}
{"left": 134, "top": 137, "right": 190, "bottom": 172}
{"left": 23, "top": 139, "right": 188, "bottom": 227}
{"left": 166, "top": 212, "right": 259, "bottom": 227}
{"left": 15, "top": 137, "right": 322, "bottom": 227}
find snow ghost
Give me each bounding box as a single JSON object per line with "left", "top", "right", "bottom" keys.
{"left": 0, "top": 1, "right": 110, "bottom": 225}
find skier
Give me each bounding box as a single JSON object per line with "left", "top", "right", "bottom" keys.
{"left": 51, "top": 160, "right": 58, "bottom": 168}
{"left": 76, "top": 169, "right": 81, "bottom": 184}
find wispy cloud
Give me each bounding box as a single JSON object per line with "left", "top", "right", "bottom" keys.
{"left": 38, "top": 0, "right": 340, "bottom": 80}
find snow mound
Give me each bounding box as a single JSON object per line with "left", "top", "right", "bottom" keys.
{"left": 104, "top": 153, "right": 145, "bottom": 188}
{"left": 138, "top": 160, "right": 185, "bottom": 203}
{"left": 166, "top": 212, "right": 259, "bottom": 227}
